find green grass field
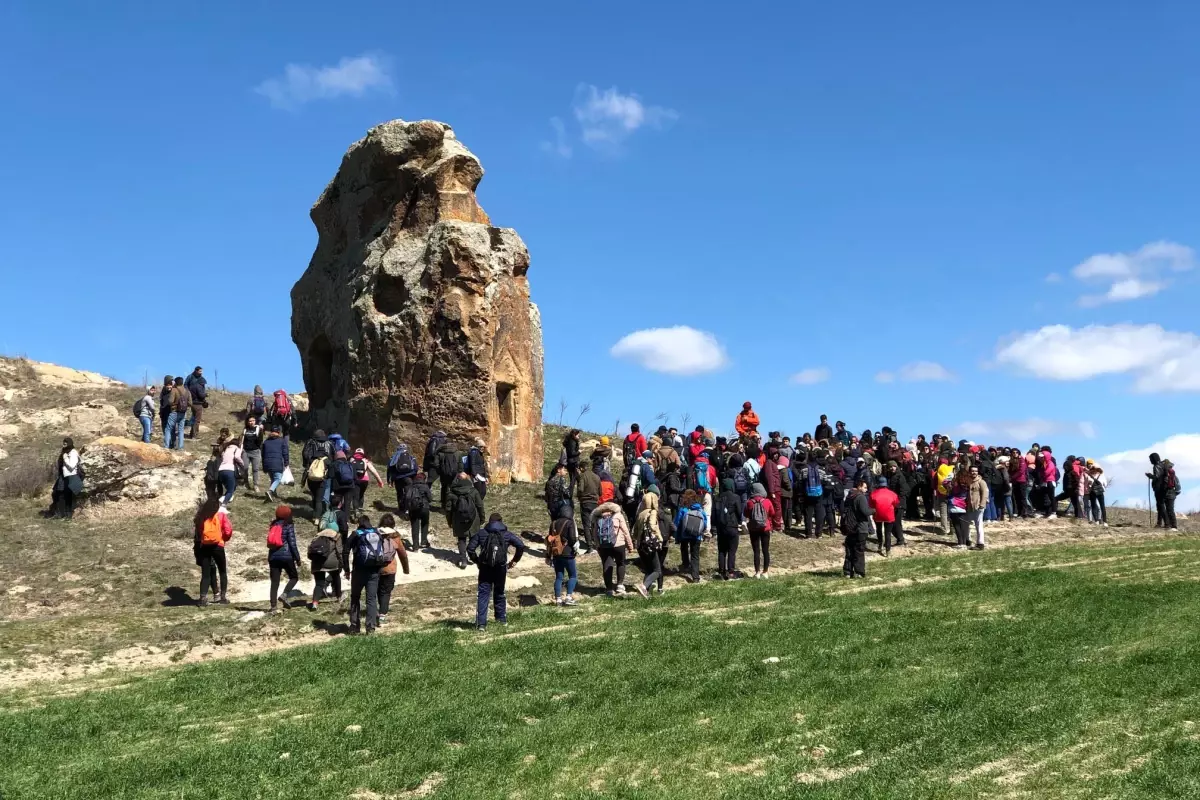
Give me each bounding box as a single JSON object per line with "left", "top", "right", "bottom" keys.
{"left": 3, "top": 535, "right": 1200, "bottom": 799}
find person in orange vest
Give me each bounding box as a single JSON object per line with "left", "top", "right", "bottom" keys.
{"left": 734, "top": 402, "right": 760, "bottom": 438}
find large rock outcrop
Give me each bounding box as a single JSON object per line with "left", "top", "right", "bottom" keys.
{"left": 291, "top": 120, "right": 544, "bottom": 483}
{"left": 81, "top": 437, "right": 203, "bottom": 519}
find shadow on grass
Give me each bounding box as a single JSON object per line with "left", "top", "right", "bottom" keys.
{"left": 162, "top": 586, "right": 194, "bottom": 607}
{"left": 435, "top": 619, "right": 477, "bottom": 631}
{"left": 312, "top": 619, "right": 350, "bottom": 636}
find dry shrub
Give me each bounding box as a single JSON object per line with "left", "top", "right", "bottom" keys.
{"left": 0, "top": 451, "right": 57, "bottom": 499}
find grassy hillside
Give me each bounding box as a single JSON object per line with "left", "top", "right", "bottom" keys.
{"left": 3, "top": 536, "right": 1200, "bottom": 798}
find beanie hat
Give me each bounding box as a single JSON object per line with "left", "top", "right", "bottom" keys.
{"left": 877, "top": 477, "right": 888, "bottom": 488}
{"left": 743, "top": 402, "right": 752, "bottom": 410}
{"left": 275, "top": 505, "right": 292, "bottom": 520}
{"left": 600, "top": 436, "right": 610, "bottom": 446}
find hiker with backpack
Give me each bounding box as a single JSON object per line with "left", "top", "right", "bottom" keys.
{"left": 842, "top": 477, "right": 872, "bottom": 578}
{"left": 404, "top": 473, "right": 434, "bottom": 549}
{"left": 545, "top": 463, "right": 572, "bottom": 523}
{"left": 386, "top": 441, "right": 419, "bottom": 513}
{"left": 713, "top": 477, "right": 744, "bottom": 580}
{"left": 240, "top": 416, "right": 265, "bottom": 494}
{"left": 302, "top": 429, "right": 333, "bottom": 520}
{"left": 575, "top": 463, "right": 603, "bottom": 555}
{"left": 777, "top": 454, "right": 795, "bottom": 534}
{"left": 799, "top": 452, "right": 829, "bottom": 537}
{"left": 306, "top": 514, "right": 343, "bottom": 611}
{"left": 202, "top": 444, "right": 222, "bottom": 500}
{"left": 423, "top": 430, "right": 448, "bottom": 494}
{"left": 184, "top": 366, "right": 208, "bottom": 440}
{"left": 330, "top": 451, "right": 359, "bottom": 518}
{"left": 245, "top": 386, "right": 268, "bottom": 422}
{"left": 948, "top": 469, "right": 972, "bottom": 549}
{"left": 266, "top": 390, "right": 297, "bottom": 449}
{"left": 1146, "top": 452, "right": 1176, "bottom": 529}
{"left": 591, "top": 435, "right": 613, "bottom": 473}
{"left": 261, "top": 426, "right": 289, "bottom": 502}
{"left": 449, "top": 469, "right": 486, "bottom": 569}
{"left": 1160, "top": 458, "right": 1180, "bottom": 531}
{"left": 193, "top": 497, "right": 232, "bottom": 605}
{"left": 623, "top": 424, "right": 647, "bottom": 472}
{"left": 216, "top": 436, "right": 244, "bottom": 505}
{"left": 166, "top": 377, "right": 191, "bottom": 450}
{"left": 545, "top": 503, "right": 580, "bottom": 606}
{"left": 882, "top": 463, "right": 909, "bottom": 548}
{"left": 744, "top": 483, "right": 774, "bottom": 579}
{"left": 591, "top": 500, "right": 635, "bottom": 595}
{"left": 673, "top": 490, "right": 708, "bottom": 584}
{"left": 1086, "top": 460, "right": 1108, "bottom": 526}
{"left": 350, "top": 448, "right": 385, "bottom": 517}
{"left": 434, "top": 437, "right": 461, "bottom": 510}
{"left": 466, "top": 513, "right": 525, "bottom": 630}
{"left": 266, "top": 505, "right": 302, "bottom": 613}
{"left": 343, "top": 515, "right": 395, "bottom": 634}
{"left": 821, "top": 453, "right": 842, "bottom": 536}
{"left": 465, "top": 438, "right": 490, "bottom": 510}
{"left": 660, "top": 461, "right": 687, "bottom": 517}
{"left": 134, "top": 385, "right": 156, "bottom": 444}
{"left": 690, "top": 454, "right": 717, "bottom": 535}
{"left": 634, "top": 487, "right": 666, "bottom": 596}
{"left": 376, "top": 513, "right": 411, "bottom": 625}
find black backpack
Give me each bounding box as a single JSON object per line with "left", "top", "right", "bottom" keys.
{"left": 204, "top": 457, "right": 220, "bottom": 484}
{"left": 479, "top": 528, "right": 508, "bottom": 569}
{"left": 453, "top": 490, "right": 477, "bottom": 526}
{"left": 622, "top": 438, "right": 637, "bottom": 466}
{"left": 405, "top": 483, "right": 430, "bottom": 514}
{"left": 352, "top": 459, "right": 367, "bottom": 481}
{"left": 717, "top": 492, "right": 741, "bottom": 527}
{"left": 438, "top": 449, "right": 460, "bottom": 478}
{"left": 307, "top": 536, "right": 334, "bottom": 562}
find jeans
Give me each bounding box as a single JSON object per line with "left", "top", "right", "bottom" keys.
{"left": 1090, "top": 494, "right": 1107, "bottom": 524}
{"left": 552, "top": 556, "right": 577, "bottom": 598}
{"left": 970, "top": 510, "right": 986, "bottom": 547}
{"left": 476, "top": 568, "right": 508, "bottom": 628}
{"left": 716, "top": 531, "right": 739, "bottom": 575}
{"left": 244, "top": 450, "right": 262, "bottom": 490}
{"left": 160, "top": 411, "right": 171, "bottom": 446}
{"left": 167, "top": 411, "right": 186, "bottom": 450}
{"left": 641, "top": 548, "right": 663, "bottom": 590}
{"left": 139, "top": 415, "right": 153, "bottom": 443}
{"left": 842, "top": 533, "right": 866, "bottom": 577}
{"left": 410, "top": 510, "right": 430, "bottom": 548}
{"left": 1016, "top": 482, "right": 1031, "bottom": 517}
{"left": 312, "top": 569, "right": 341, "bottom": 602}
{"left": 269, "top": 561, "right": 299, "bottom": 607}
{"left": 349, "top": 566, "right": 381, "bottom": 632}
{"left": 218, "top": 470, "right": 238, "bottom": 504}
{"left": 378, "top": 573, "right": 396, "bottom": 615}
{"left": 268, "top": 471, "right": 283, "bottom": 495}
{"left": 197, "top": 545, "right": 227, "bottom": 599}
{"left": 750, "top": 530, "right": 771, "bottom": 573}
{"left": 599, "top": 546, "right": 628, "bottom": 590}
{"left": 322, "top": 478, "right": 332, "bottom": 505}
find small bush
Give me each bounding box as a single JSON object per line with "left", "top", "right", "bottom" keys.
{"left": 0, "top": 452, "right": 57, "bottom": 499}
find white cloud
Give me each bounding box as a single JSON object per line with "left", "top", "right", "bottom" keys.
{"left": 993, "top": 324, "right": 1200, "bottom": 392}
{"left": 952, "top": 419, "right": 1097, "bottom": 444}
{"left": 572, "top": 85, "right": 677, "bottom": 147}
{"left": 255, "top": 54, "right": 392, "bottom": 109}
{"left": 789, "top": 367, "right": 831, "bottom": 386}
{"left": 1069, "top": 240, "right": 1193, "bottom": 306}
{"left": 1045, "top": 272, "right": 1063, "bottom": 284}
{"left": 540, "top": 117, "right": 572, "bottom": 159}
{"left": 610, "top": 326, "right": 728, "bottom": 376}
{"left": 875, "top": 361, "right": 956, "bottom": 384}
{"left": 1101, "top": 433, "right": 1200, "bottom": 512}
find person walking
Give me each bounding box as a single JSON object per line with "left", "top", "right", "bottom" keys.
{"left": 465, "top": 438, "right": 490, "bottom": 514}
{"left": 545, "top": 504, "right": 579, "bottom": 606}
{"left": 623, "top": 424, "right": 647, "bottom": 473}
{"left": 448, "top": 469, "right": 485, "bottom": 569}
{"left": 330, "top": 451, "right": 358, "bottom": 518}
{"left": 166, "top": 377, "right": 191, "bottom": 450}
{"left": 261, "top": 426, "right": 289, "bottom": 502}
{"left": 350, "top": 448, "right": 385, "bottom": 517}
{"left": 216, "top": 436, "right": 244, "bottom": 505}
{"left": 575, "top": 462, "right": 601, "bottom": 555}
{"left": 673, "top": 490, "right": 708, "bottom": 584}
{"left": 404, "top": 473, "right": 434, "bottom": 550}
{"left": 968, "top": 464, "right": 990, "bottom": 549}
{"left": 245, "top": 385, "right": 269, "bottom": 422}
{"left": 467, "top": 513, "right": 525, "bottom": 630}
{"left": 184, "top": 366, "right": 208, "bottom": 440}
{"left": 386, "top": 441, "right": 418, "bottom": 513}
{"left": 305, "top": 517, "right": 343, "bottom": 611}
{"left": 591, "top": 500, "right": 635, "bottom": 595}
{"left": 633, "top": 489, "right": 666, "bottom": 596}
{"left": 376, "top": 513, "right": 411, "bottom": 625}
{"left": 52, "top": 437, "right": 84, "bottom": 519}
{"left": 433, "top": 436, "right": 460, "bottom": 510}
{"left": 423, "top": 430, "right": 448, "bottom": 502}
{"left": 240, "top": 416, "right": 265, "bottom": 494}
{"left": 344, "top": 515, "right": 395, "bottom": 634}
{"left": 713, "top": 477, "right": 744, "bottom": 579}
{"left": 266, "top": 505, "right": 301, "bottom": 613}
{"left": 266, "top": 390, "right": 297, "bottom": 450}
{"left": 302, "top": 430, "right": 332, "bottom": 520}
{"left": 193, "top": 498, "right": 232, "bottom": 605}
{"left": 134, "top": 385, "right": 156, "bottom": 444}
{"left": 842, "top": 477, "right": 872, "bottom": 578}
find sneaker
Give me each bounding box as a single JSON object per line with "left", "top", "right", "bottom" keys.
{"left": 606, "top": 590, "right": 614, "bottom": 597}
{"left": 974, "top": 543, "right": 987, "bottom": 550}
{"left": 563, "top": 596, "right": 579, "bottom": 607}
{"left": 753, "top": 571, "right": 761, "bottom": 579}
{"left": 1103, "top": 522, "right": 1109, "bottom": 527}
{"left": 654, "top": 587, "right": 664, "bottom": 595}
{"left": 307, "top": 601, "right": 318, "bottom": 611}
{"left": 278, "top": 595, "right": 289, "bottom": 609}
{"left": 475, "top": 625, "right": 486, "bottom": 632}
{"left": 269, "top": 606, "right": 281, "bottom": 615}
{"left": 761, "top": 572, "right": 769, "bottom": 579}
{"left": 635, "top": 584, "right": 650, "bottom": 599}
{"left": 1048, "top": 514, "right": 1058, "bottom": 520}
{"left": 953, "top": 544, "right": 967, "bottom": 550}
{"left": 458, "top": 561, "right": 468, "bottom": 570}
{"left": 554, "top": 597, "right": 564, "bottom": 606}
{"left": 615, "top": 585, "right": 627, "bottom": 596}
{"left": 378, "top": 614, "right": 388, "bottom": 625}
{"left": 197, "top": 596, "right": 209, "bottom": 607}
{"left": 217, "top": 595, "right": 229, "bottom": 605}
{"left": 1171, "top": 527, "right": 1180, "bottom": 532}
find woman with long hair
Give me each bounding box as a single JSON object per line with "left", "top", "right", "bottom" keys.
{"left": 193, "top": 497, "right": 232, "bottom": 605}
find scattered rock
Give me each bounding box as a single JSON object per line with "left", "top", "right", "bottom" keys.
{"left": 0, "top": 424, "right": 20, "bottom": 439}
{"left": 278, "top": 752, "right": 291, "bottom": 760}
{"left": 763, "top": 656, "right": 781, "bottom": 664}
{"left": 58, "top": 572, "right": 82, "bottom": 582}
{"left": 7, "top": 585, "right": 31, "bottom": 595}
{"left": 522, "top": 755, "right": 537, "bottom": 764}
{"left": 291, "top": 119, "right": 544, "bottom": 483}
{"left": 0, "top": 448, "right": 7, "bottom": 461}
{"left": 80, "top": 437, "right": 203, "bottom": 518}
{"left": 22, "top": 401, "right": 124, "bottom": 438}
{"left": 238, "top": 611, "right": 266, "bottom": 623}
{"left": 508, "top": 575, "right": 541, "bottom": 590}
{"left": 344, "top": 724, "right": 363, "bottom": 734}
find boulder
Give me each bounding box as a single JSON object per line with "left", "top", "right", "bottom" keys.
{"left": 81, "top": 437, "right": 203, "bottom": 518}
{"left": 291, "top": 392, "right": 309, "bottom": 413}
{"left": 21, "top": 401, "right": 123, "bottom": 438}
{"left": 291, "top": 120, "right": 544, "bottom": 483}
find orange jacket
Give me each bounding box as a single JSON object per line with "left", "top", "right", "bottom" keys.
{"left": 735, "top": 410, "right": 760, "bottom": 436}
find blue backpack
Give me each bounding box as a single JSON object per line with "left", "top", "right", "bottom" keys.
{"left": 806, "top": 464, "right": 823, "bottom": 498}
{"left": 334, "top": 459, "right": 356, "bottom": 488}
{"left": 692, "top": 463, "right": 712, "bottom": 494}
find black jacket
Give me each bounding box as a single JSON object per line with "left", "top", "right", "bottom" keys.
{"left": 467, "top": 521, "right": 526, "bottom": 570}
{"left": 563, "top": 436, "right": 580, "bottom": 466}
{"left": 447, "top": 477, "right": 485, "bottom": 537}
{"left": 466, "top": 446, "right": 489, "bottom": 480}
{"left": 844, "top": 489, "right": 873, "bottom": 537}
{"left": 184, "top": 372, "right": 207, "bottom": 402}
{"left": 435, "top": 443, "right": 461, "bottom": 479}
{"left": 887, "top": 470, "right": 911, "bottom": 499}
{"left": 814, "top": 423, "right": 833, "bottom": 442}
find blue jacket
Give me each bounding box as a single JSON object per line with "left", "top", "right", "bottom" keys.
{"left": 673, "top": 504, "right": 708, "bottom": 541}
{"left": 262, "top": 436, "right": 289, "bottom": 474}
{"left": 268, "top": 521, "right": 301, "bottom": 565}
{"left": 328, "top": 434, "right": 351, "bottom": 456}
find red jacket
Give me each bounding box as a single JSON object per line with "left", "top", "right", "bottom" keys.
{"left": 744, "top": 495, "right": 776, "bottom": 532}
{"left": 870, "top": 487, "right": 899, "bottom": 523}
{"left": 624, "top": 433, "right": 647, "bottom": 459}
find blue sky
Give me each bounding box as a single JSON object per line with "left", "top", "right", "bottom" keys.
{"left": 2, "top": 1, "right": 1199, "bottom": 503}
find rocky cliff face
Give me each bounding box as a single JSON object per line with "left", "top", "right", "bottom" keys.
{"left": 291, "top": 120, "right": 544, "bottom": 483}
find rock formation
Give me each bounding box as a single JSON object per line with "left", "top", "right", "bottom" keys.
{"left": 291, "top": 120, "right": 544, "bottom": 483}
{"left": 81, "top": 437, "right": 203, "bottom": 518}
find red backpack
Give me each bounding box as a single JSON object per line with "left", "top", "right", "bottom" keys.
{"left": 267, "top": 522, "right": 284, "bottom": 549}
{"left": 599, "top": 477, "right": 616, "bottom": 504}
{"left": 273, "top": 390, "right": 292, "bottom": 416}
